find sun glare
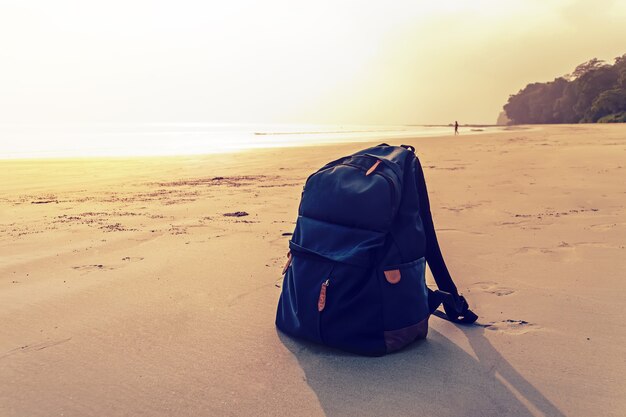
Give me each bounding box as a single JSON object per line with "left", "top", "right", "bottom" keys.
{"left": 0, "top": 0, "right": 625, "bottom": 127}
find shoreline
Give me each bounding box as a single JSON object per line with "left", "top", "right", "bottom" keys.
{"left": 0, "top": 124, "right": 506, "bottom": 162}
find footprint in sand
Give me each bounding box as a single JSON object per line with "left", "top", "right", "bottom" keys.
{"left": 588, "top": 222, "right": 626, "bottom": 231}
{"left": 121, "top": 256, "right": 144, "bottom": 262}
{"left": 494, "top": 220, "right": 526, "bottom": 227}
{"left": 482, "top": 320, "right": 539, "bottom": 335}
{"left": 72, "top": 264, "right": 116, "bottom": 272}
{"left": 514, "top": 246, "right": 556, "bottom": 255}
{"left": 516, "top": 241, "right": 618, "bottom": 259}
{"left": 1, "top": 338, "right": 72, "bottom": 359}
{"left": 437, "top": 228, "right": 486, "bottom": 236}
{"left": 440, "top": 202, "right": 482, "bottom": 213}
{"left": 566, "top": 241, "right": 621, "bottom": 250}
{"left": 72, "top": 258, "right": 143, "bottom": 273}
{"left": 472, "top": 281, "right": 515, "bottom": 296}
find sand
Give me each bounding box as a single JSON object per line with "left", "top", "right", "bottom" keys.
{"left": 1, "top": 124, "right": 625, "bottom": 417}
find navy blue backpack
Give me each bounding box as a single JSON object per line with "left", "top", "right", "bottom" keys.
{"left": 276, "top": 144, "right": 477, "bottom": 356}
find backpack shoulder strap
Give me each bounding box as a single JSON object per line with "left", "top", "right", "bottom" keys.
{"left": 413, "top": 153, "right": 478, "bottom": 324}
{"left": 428, "top": 289, "right": 478, "bottom": 323}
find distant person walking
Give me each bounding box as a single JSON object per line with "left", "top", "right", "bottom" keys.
{"left": 454, "top": 121, "right": 459, "bottom": 135}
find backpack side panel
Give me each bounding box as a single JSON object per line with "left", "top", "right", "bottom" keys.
{"left": 375, "top": 154, "right": 431, "bottom": 352}
{"left": 378, "top": 257, "right": 430, "bottom": 352}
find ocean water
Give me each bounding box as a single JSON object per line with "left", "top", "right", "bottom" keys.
{"left": 0, "top": 123, "right": 500, "bottom": 159}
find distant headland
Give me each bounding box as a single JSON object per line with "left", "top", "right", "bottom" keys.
{"left": 500, "top": 53, "right": 626, "bottom": 124}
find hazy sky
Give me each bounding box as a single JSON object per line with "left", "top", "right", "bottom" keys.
{"left": 1, "top": 0, "right": 626, "bottom": 125}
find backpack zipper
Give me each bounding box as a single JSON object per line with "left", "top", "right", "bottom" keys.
{"left": 281, "top": 251, "right": 292, "bottom": 275}
{"left": 366, "top": 159, "right": 381, "bottom": 176}
{"left": 318, "top": 279, "right": 330, "bottom": 312}
{"left": 317, "top": 278, "right": 330, "bottom": 343}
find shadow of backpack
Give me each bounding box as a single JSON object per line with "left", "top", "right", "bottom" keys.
{"left": 275, "top": 143, "right": 477, "bottom": 356}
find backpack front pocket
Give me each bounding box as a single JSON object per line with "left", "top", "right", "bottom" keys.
{"left": 380, "top": 257, "right": 430, "bottom": 351}
{"left": 276, "top": 253, "right": 335, "bottom": 344}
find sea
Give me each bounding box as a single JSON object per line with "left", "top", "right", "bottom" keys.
{"left": 0, "top": 123, "right": 501, "bottom": 159}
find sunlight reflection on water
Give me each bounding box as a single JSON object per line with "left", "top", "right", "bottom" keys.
{"left": 0, "top": 123, "right": 500, "bottom": 159}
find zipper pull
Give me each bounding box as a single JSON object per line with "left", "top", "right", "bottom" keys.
{"left": 366, "top": 159, "right": 381, "bottom": 176}
{"left": 281, "top": 251, "right": 292, "bottom": 275}
{"left": 318, "top": 279, "right": 330, "bottom": 312}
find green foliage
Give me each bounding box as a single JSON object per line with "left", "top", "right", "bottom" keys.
{"left": 568, "top": 58, "right": 607, "bottom": 80}
{"left": 503, "top": 54, "right": 626, "bottom": 124}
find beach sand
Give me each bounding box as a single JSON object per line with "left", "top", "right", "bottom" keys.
{"left": 1, "top": 124, "right": 624, "bottom": 417}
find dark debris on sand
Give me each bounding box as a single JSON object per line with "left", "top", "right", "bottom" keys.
{"left": 223, "top": 211, "right": 249, "bottom": 217}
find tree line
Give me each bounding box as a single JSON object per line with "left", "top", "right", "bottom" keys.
{"left": 503, "top": 54, "right": 626, "bottom": 124}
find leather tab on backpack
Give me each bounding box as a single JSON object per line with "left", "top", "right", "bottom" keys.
{"left": 384, "top": 269, "right": 401, "bottom": 284}
{"left": 365, "top": 160, "right": 381, "bottom": 176}
{"left": 281, "top": 251, "right": 292, "bottom": 275}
